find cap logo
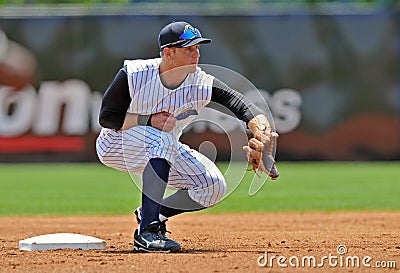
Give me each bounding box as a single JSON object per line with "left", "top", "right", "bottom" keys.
{"left": 179, "top": 25, "right": 201, "bottom": 40}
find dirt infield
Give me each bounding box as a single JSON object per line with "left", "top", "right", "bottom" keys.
{"left": 1, "top": 212, "right": 399, "bottom": 273}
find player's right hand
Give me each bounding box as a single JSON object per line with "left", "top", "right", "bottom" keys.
{"left": 151, "top": 111, "right": 176, "bottom": 132}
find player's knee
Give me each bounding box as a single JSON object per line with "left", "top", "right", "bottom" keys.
{"left": 211, "top": 177, "right": 227, "bottom": 204}
{"left": 96, "top": 144, "right": 127, "bottom": 172}
{"left": 207, "top": 171, "right": 227, "bottom": 206}
{"left": 193, "top": 176, "right": 227, "bottom": 208}
{"left": 97, "top": 154, "right": 127, "bottom": 172}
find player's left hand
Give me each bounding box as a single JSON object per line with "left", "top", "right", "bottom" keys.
{"left": 243, "top": 114, "right": 279, "bottom": 179}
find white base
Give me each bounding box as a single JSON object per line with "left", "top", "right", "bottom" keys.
{"left": 19, "top": 233, "right": 106, "bottom": 251}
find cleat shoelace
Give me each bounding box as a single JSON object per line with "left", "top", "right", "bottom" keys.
{"left": 147, "top": 224, "right": 171, "bottom": 241}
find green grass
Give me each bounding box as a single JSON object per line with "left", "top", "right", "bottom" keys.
{"left": 0, "top": 164, "right": 141, "bottom": 216}
{"left": 0, "top": 162, "right": 399, "bottom": 216}
{"left": 211, "top": 161, "right": 400, "bottom": 213}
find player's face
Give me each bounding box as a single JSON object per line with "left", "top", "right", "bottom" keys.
{"left": 171, "top": 45, "right": 200, "bottom": 73}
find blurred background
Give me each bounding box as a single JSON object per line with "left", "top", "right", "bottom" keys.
{"left": 0, "top": 0, "right": 399, "bottom": 163}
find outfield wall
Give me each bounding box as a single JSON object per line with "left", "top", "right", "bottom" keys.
{"left": 0, "top": 7, "right": 399, "bottom": 162}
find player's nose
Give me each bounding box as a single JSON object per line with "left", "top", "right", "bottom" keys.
{"left": 192, "top": 47, "right": 200, "bottom": 58}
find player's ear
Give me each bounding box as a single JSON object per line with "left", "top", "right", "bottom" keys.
{"left": 163, "top": 48, "right": 174, "bottom": 59}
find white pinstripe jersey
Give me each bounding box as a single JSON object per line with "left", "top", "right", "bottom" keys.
{"left": 124, "top": 58, "right": 214, "bottom": 139}
{"left": 97, "top": 58, "right": 227, "bottom": 206}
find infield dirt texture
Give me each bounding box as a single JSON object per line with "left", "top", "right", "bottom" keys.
{"left": 1, "top": 212, "right": 399, "bottom": 273}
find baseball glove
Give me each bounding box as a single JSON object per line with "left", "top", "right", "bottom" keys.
{"left": 243, "top": 115, "right": 279, "bottom": 180}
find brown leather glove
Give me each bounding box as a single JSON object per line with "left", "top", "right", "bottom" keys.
{"left": 243, "top": 115, "right": 279, "bottom": 180}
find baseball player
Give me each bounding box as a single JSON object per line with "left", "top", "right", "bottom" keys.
{"left": 96, "top": 21, "right": 278, "bottom": 253}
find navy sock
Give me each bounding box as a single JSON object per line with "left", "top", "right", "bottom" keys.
{"left": 140, "top": 158, "right": 170, "bottom": 233}
{"left": 160, "top": 205, "right": 206, "bottom": 218}
{"left": 160, "top": 190, "right": 206, "bottom": 218}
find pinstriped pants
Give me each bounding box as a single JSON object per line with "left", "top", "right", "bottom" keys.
{"left": 96, "top": 127, "right": 226, "bottom": 207}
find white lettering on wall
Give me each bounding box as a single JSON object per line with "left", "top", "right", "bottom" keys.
{"left": 190, "top": 88, "right": 302, "bottom": 134}
{"left": 90, "top": 91, "right": 103, "bottom": 133}
{"left": 0, "top": 81, "right": 302, "bottom": 137}
{"left": 0, "top": 86, "right": 36, "bottom": 136}
{"left": 269, "top": 88, "right": 302, "bottom": 133}
{"left": 0, "top": 80, "right": 102, "bottom": 137}
{"left": 33, "top": 80, "right": 91, "bottom": 135}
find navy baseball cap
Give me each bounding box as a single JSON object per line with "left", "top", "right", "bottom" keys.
{"left": 158, "top": 21, "right": 212, "bottom": 50}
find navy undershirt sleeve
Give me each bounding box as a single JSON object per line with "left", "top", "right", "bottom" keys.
{"left": 210, "top": 78, "right": 263, "bottom": 124}
{"left": 99, "top": 67, "right": 131, "bottom": 130}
